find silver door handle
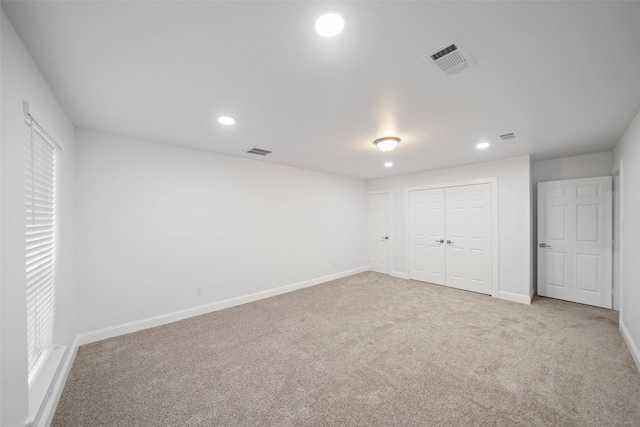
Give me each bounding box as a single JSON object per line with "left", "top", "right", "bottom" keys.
{"left": 435, "top": 239, "right": 444, "bottom": 243}
{"left": 382, "top": 236, "right": 389, "bottom": 240}
{"left": 447, "top": 240, "right": 454, "bottom": 244}
{"left": 539, "top": 243, "right": 552, "bottom": 249}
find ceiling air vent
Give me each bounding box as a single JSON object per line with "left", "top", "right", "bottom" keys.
{"left": 245, "top": 147, "right": 273, "bottom": 156}
{"left": 425, "top": 40, "right": 475, "bottom": 76}
{"left": 499, "top": 132, "right": 518, "bottom": 141}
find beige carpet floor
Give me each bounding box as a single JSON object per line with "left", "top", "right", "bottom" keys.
{"left": 53, "top": 272, "right": 640, "bottom": 426}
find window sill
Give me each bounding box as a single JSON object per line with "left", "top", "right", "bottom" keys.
{"left": 26, "top": 345, "right": 66, "bottom": 427}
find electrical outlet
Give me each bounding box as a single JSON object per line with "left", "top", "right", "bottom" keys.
{"left": 196, "top": 286, "right": 203, "bottom": 296}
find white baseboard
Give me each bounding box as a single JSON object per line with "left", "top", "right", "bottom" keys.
{"left": 390, "top": 271, "right": 409, "bottom": 279}
{"left": 76, "top": 266, "right": 368, "bottom": 346}
{"left": 496, "top": 290, "right": 532, "bottom": 305}
{"left": 31, "top": 336, "right": 79, "bottom": 427}
{"left": 27, "top": 346, "right": 64, "bottom": 427}
{"left": 620, "top": 318, "right": 640, "bottom": 373}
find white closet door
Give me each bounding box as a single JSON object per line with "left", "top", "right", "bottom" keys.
{"left": 445, "top": 184, "right": 492, "bottom": 294}
{"left": 408, "top": 189, "right": 446, "bottom": 285}
{"left": 537, "top": 177, "right": 612, "bottom": 308}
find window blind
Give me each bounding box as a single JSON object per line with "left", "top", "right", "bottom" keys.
{"left": 24, "top": 114, "right": 59, "bottom": 377}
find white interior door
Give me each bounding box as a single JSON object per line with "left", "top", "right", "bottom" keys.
{"left": 367, "top": 192, "right": 390, "bottom": 274}
{"left": 445, "top": 184, "right": 492, "bottom": 294}
{"left": 408, "top": 189, "right": 446, "bottom": 285}
{"left": 538, "top": 177, "right": 612, "bottom": 308}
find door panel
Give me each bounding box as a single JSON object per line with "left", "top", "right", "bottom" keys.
{"left": 537, "top": 176, "right": 612, "bottom": 308}
{"left": 448, "top": 246, "right": 465, "bottom": 279}
{"left": 576, "top": 254, "right": 598, "bottom": 292}
{"left": 445, "top": 184, "right": 492, "bottom": 294}
{"left": 449, "top": 208, "right": 464, "bottom": 239}
{"left": 408, "top": 189, "right": 445, "bottom": 285}
{"left": 547, "top": 251, "right": 567, "bottom": 288}
{"left": 367, "top": 192, "right": 390, "bottom": 274}
{"left": 427, "top": 246, "right": 442, "bottom": 274}
{"left": 413, "top": 244, "right": 425, "bottom": 272}
{"left": 470, "top": 249, "right": 484, "bottom": 282}
{"left": 547, "top": 206, "right": 565, "bottom": 239}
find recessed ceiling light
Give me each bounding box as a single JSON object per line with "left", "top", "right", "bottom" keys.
{"left": 384, "top": 162, "right": 393, "bottom": 167}
{"left": 476, "top": 142, "right": 490, "bottom": 149}
{"left": 218, "top": 116, "right": 236, "bottom": 125}
{"left": 315, "top": 13, "right": 344, "bottom": 37}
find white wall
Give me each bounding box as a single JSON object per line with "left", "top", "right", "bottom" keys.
{"left": 613, "top": 108, "right": 640, "bottom": 370}
{"left": 1, "top": 8, "right": 76, "bottom": 426}
{"left": 530, "top": 152, "right": 613, "bottom": 293}
{"left": 74, "top": 128, "right": 367, "bottom": 333}
{"left": 532, "top": 151, "right": 613, "bottom": 184}
{"left": 367, "top": 155, "right": 532, "bottom": 300}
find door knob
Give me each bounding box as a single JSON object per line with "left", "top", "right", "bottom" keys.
{"left": 539, "top": 243, "right": 552, "bottom": 249}
{"left": 447, "top": 240, "right": 454, "bottom": 244}
{"left": 383, "top": 236, "right": 389, "bottom": 240}
{"left": 435, "top": 239, "right": 444, "bottom": 243}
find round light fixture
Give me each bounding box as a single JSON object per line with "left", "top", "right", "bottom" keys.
{"left": 315, "top": 13, "right": 344, "bottom": 37}
{"left": 374, "top": 136, "right": 400, "bottom": 152}
{"left": 476, "top": 142, "right": 490, "bottom": 149}
{"left": 218, "top": 116, "right": 236, "bottom": 125}
{"left": 384, "top": 162, "right": 393, "bottom": 167}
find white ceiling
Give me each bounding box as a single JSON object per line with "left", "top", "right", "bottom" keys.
{"left": 4, "top": 1, "right": 640, "bottom": 179}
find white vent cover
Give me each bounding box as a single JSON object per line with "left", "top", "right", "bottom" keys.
{"left": 245, "top": 147, "right": 273, "bottom": 156}
{"left": 499, "top": 132, "right": 518, "bottom": 141}
{"left": 425, "top": 40, "right": 475, "bottom": 76}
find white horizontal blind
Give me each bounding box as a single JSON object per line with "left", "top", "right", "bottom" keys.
{"left": 25, "top": 115, "right": 58, "bottom": 376}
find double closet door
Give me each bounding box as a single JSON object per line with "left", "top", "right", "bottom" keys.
{"left": 408, "top": 183, "right": 492, "bottom": 295}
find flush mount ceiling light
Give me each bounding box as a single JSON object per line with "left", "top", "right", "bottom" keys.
{"left": 315, "top": 13, "right": 344, "bottom": 37}
{"left": 374, "top": 137, "right": 400, "bottom": 152}
{"left": 476, "top": 142, "right": 490, "bottom": 149}
{"left": 218, "top": 116, "right": 236, "bottom": 125}
{"left": 384, "top": 162, "right": 393, "bottom": 167}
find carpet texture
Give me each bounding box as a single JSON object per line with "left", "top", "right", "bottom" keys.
{"left": 53, "top": 272, "right": 640, "bottom": 426}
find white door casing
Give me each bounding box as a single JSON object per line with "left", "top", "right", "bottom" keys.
{"left": 612, "top": 163, "right": 623, "bottom": 312}
{"left": 408, "top": 182, "right": 492, "bottom": 295}
{"left": 537, "top": 176, "right": 612, "bottom": 309}
{"left": 408, "top": 188, "right": 446, "bottom": 285}
{"left": 367, "top": 191, "right": 391, "bottom": 274}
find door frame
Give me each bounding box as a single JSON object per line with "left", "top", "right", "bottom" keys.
{"left": 404, "top": 177, "right": 499, "bottom": 298}
{"left": 367, "top": 189, "right": 393, "bottom": 274}
{"left": 612, "top": 161, "right": 624, "bottom": 312}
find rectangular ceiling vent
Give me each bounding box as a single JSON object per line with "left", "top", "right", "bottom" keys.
{"left": 425, "top": 40, "right": 475, "bottom": 76}
{"left": 245, "top": 147, "right": 273, "bottom": 156}
{"left": 499, "top": 132, "right": 518, "bottom": 141}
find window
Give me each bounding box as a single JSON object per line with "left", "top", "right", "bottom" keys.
{"left": 24, "top": 113, "right": 59, "bottom": 378}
